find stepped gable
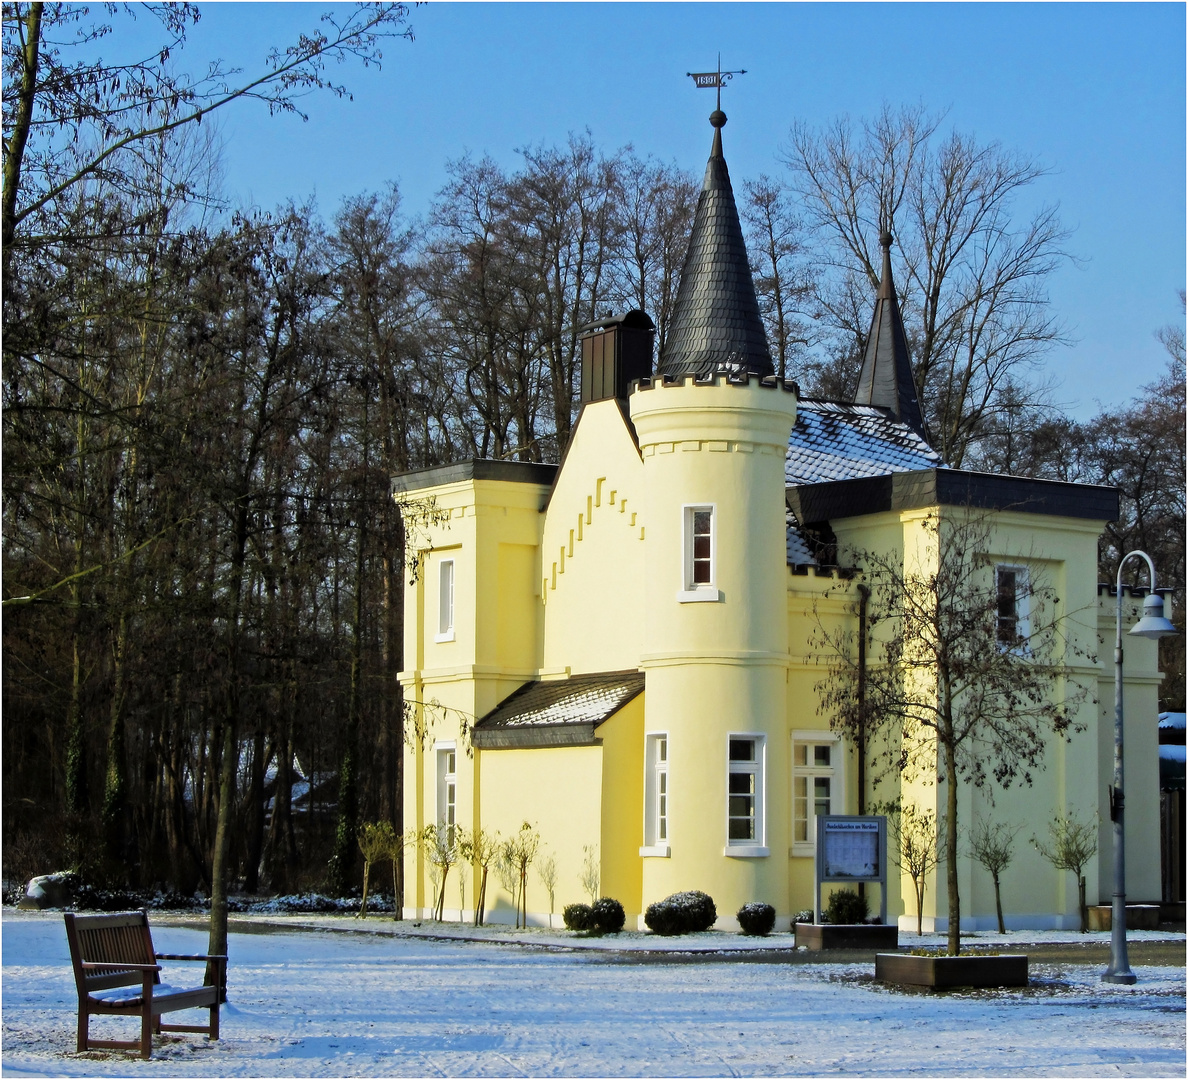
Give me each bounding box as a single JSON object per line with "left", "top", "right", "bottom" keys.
{"left": 785, "top": 400, "right": 945, "bottom": 486}
{"left": 854, "top": 230, "right": 926, "bottom": 436}
{"left": 657, "top": 110, "right": 773, "bottom": 379}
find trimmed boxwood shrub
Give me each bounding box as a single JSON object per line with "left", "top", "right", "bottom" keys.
{"left": 644, "top": 890, "right": 717, "bottom": 935}
{"left": 824, "top": 888, "right": 868, "bottom": 925}
{"left": 793, "top": 910, "right": 814, "bottom": 925}
{"left": 591, "top": 897, "right": 625, "bottom": 933}
{"left": 737, "top": 901, "right": 776, "bottom": 936}
{"left": 563, "top": 903, "right": 593, "bottom": 931}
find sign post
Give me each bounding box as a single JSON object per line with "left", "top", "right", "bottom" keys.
{"left": 815, "top": 815, "right": 887, "bottom": 925}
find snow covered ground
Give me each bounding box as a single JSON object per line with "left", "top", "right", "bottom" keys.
{"left": 2, "top": 909, "right": 1184, "bottom": 1077}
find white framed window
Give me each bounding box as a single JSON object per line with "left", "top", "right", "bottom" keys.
{"left": 678, "top": 504, "right": 721, "bottom": 602}
{"left": 641, "top": 733, "right": 670, "bottom": 856}
{"left": 792, "top": 733, "right": 841, "bottom": 856}
{"left": 436, "top": 743, "right": 457, "bottom": 846}
{"left": 435, "top": 558, "right": 456, "bottom": 642}
{"left": 995, "top": 564, "right": 1031, "bottom": 650}
{"left": 725, "top": 734, "right": 767, "bottom": 856}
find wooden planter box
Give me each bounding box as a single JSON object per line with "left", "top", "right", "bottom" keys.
{"left": 876, "top": 952, "right": 1028, "bottom": 989}
{"left": 795, "top": 923, "right": 899, "bottom": 950}
{"left": 1087, "top": 905, "right": 1161, "bottom": 932}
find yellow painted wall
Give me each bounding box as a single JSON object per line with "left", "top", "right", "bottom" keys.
{"left": 541, "top": 401, "right": 646, "bottom": 675}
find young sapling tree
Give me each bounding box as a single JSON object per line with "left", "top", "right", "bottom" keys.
{"left": 356, "top": 821, "right": 398, "bottom": 919}
{"left": 580, "top": 844, "right": 600, "bottom": 905}
{"left": 885, "top": 803, "right": 943, "bottom": 936}
{"left": 502, "top": 822, "right": 540, "bottom": 929}
{"left": 460, "top": 827, "right": 499, "bottom": 926}
{"left": 421, "top": 823, "right": 458, "bottom": 922}
{"left": 1032, "top": 813, "right": 1098, "bottom": 932}
{"left": 969, "top": 817, "right": 1020, "bottom": 934}
{"left": 537, "top": 852, "right": 558, "bottom": 926}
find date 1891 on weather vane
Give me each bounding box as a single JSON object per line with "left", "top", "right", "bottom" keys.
{"left": 686, "top": 55, "right": 747, "bottom": 113}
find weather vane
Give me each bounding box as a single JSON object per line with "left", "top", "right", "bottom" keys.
{"left": 686, "top": 55, "right": 747, "bottom": 113}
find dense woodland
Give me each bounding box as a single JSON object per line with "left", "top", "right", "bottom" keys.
{"left": 3, "top": 3, "right": 1183, "bottom": 905}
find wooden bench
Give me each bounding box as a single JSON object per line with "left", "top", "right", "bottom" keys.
{"left": 63, "top": 911, "right": 225, "bottom": 1059}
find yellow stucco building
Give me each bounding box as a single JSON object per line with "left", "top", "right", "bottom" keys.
{"left": 395, "top": 111, "right": 1163, "bottom": 932}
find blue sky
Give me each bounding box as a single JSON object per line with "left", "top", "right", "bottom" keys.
{"left": 175, "top": 2, "right": 1183, "bottom": 417}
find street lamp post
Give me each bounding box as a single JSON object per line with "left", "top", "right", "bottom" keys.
{"left": 1103, "top": 551, "right": 1177, "bottom": 985}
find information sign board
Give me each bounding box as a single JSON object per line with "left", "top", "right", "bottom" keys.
{"left": 814, "top": 815, "right": 887, "bottom": 925}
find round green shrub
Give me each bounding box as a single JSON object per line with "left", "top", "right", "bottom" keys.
{"left": 563, "top": 902, "right": 593, "bottom": 931}
{"left": 793, "top": 909, "right": 814, "bottom": 925}
{"left": 737, "top": 901, "right": 776, "bottom": 936}
{"left": 824, "top": 888, "right": 868, "bottom": 925}
{"left": 591, "top": 897, "right": 626, "bottom": 933}
{"left": 644, "top": 890, "right": 717, "bottom": 935}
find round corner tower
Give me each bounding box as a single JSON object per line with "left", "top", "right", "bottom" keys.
{"left": 629, "top": 108, "right": 799, "bottom": 921}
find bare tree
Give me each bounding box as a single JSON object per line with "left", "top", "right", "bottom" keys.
{"left": 816, "top": 513, "right": 1089, "bottom": 955}
{"left": 536, "top": 852, "right": 558, "bottom": 924}
{"left": 502, "top": 821, "right": 540, "bottom": 930}
{"left": 2, "top": 1, "right": 414, "bottom": 266}
{"left": 1032, "top": 813, "right": 1097, "bottom": 932}
{"left": 579, "top": 843, "right": 600, "bottom": 905}
{"left": 608, "top": 152, "right": 696, "bottom": 355}
{"left": 968, "top": 817, "right": 1020, "bottom": 934}
{"left": 740, "top": 174, "right": 814, "bottom": 382}
{"left": 784, "top": 104, "right": 1071, "bottom": 465}
{"left": 884, "top": 803, "right": 943, "bottom": 936}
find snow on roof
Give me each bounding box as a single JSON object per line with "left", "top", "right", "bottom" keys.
{"left": 785, "top": 400, "right": 946, "bottom": 486}
{"left": 786, "top": 510, "right": 817, "bottom": 566}
{"left": 476, "top": 670, "right": 645, "bottom": 730}
{"left": 1158, "top": 712, "right": 1186, "bottom": 730}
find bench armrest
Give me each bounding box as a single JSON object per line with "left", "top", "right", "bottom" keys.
{"left": 155, "top": 953, "right": 227, "bottom": 962}
{"left": 80, "top": 961, "right": 161, "bottom": 972}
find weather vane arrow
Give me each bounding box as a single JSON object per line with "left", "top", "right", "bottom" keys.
{"left": 686, "top": 54, "right": 747, "bottom": 112}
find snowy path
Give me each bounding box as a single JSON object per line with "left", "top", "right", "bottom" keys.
{"left": 2, "top": 912, "right": 1183, "bottom": 1077}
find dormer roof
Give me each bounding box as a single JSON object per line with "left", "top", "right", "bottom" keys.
{"left": 854, "top": 231, "right": 926, "bottom": 437}
{"left": 657, "top": 112, "right": 773, "bottom": 379}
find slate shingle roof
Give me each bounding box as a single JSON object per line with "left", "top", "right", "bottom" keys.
{"left": 658, "top": 121, "right": 773, "bottom": 379}
{"left": 472, "top": 670, "right": 644, "bottom": 749}
{"left": 786, "top": 510, "right": 817, "bottom": 566}
{"left": 783, "top": 400, "right": 947, "bottom": 566}
{"left": 785, "top": 400, "right": 946, "bottom": 487}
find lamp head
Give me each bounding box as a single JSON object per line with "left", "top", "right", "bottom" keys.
{"left": 1129, "top": 592, "right": 1178, "bottom": 640}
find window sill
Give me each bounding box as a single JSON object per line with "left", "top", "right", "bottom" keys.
{"left": 639, "top": 844, "right": 670, "bottom": 858}
{"left": 723, "top": 845, "right": 769, "bottom": 858}
{"left": 434, "top": 631, "right": 456, "bottom": 643}
{"left": 791, "top": 843, "right": 815, "bottom": 858}
{"left": 677, "top": 588, "right": 722, "bottom": 603}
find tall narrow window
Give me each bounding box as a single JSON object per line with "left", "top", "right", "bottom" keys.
{"left": 642, "top": 733, "right": 670, "bottom": 855}
{"left": 437, "top": 746, "right": 456, "bottom": 846}
{"left": 726, "top": 735, "right": 766, "bottom": 854}
{"left": 996, "top": 565, "right": 1030, "bottom": 649}
{"left": 793, "top": 739, "right": 838, "bottom": 851}
{"left": 679, "top": 505, "right": 719, "bottom": 601}
{"left": 436, "top": 558, "right": 455, "bottom": 642}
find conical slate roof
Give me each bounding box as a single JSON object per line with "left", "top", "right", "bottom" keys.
{"left": 854, "top": 231, "right": 925, "bottom": 436}
{"left": 657, "top": 112, "right": 773, "bottom": 379}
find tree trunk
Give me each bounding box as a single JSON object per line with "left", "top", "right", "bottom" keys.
{"left": 943, "top": 740, "right": 961, "bottom": 956}
{"left": 993, "top": 872, "right": 1006, "bottom": 934}
{"left": 1, "top": 1, "right": 42, "bottom": 273}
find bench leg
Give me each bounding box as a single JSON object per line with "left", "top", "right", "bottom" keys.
{"left": 140, "top": 1007, "right": 152, "bottom": 1059}
{"left": 77, "top": 1005, "right": 88, "bottom": 1053}
{"left": 209, "top": 1002, "right": 220, "bottom": 1041}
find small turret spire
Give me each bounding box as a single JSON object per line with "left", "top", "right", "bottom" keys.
{"left": 854, "top": 230, "right": 925, "bottom": 435}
